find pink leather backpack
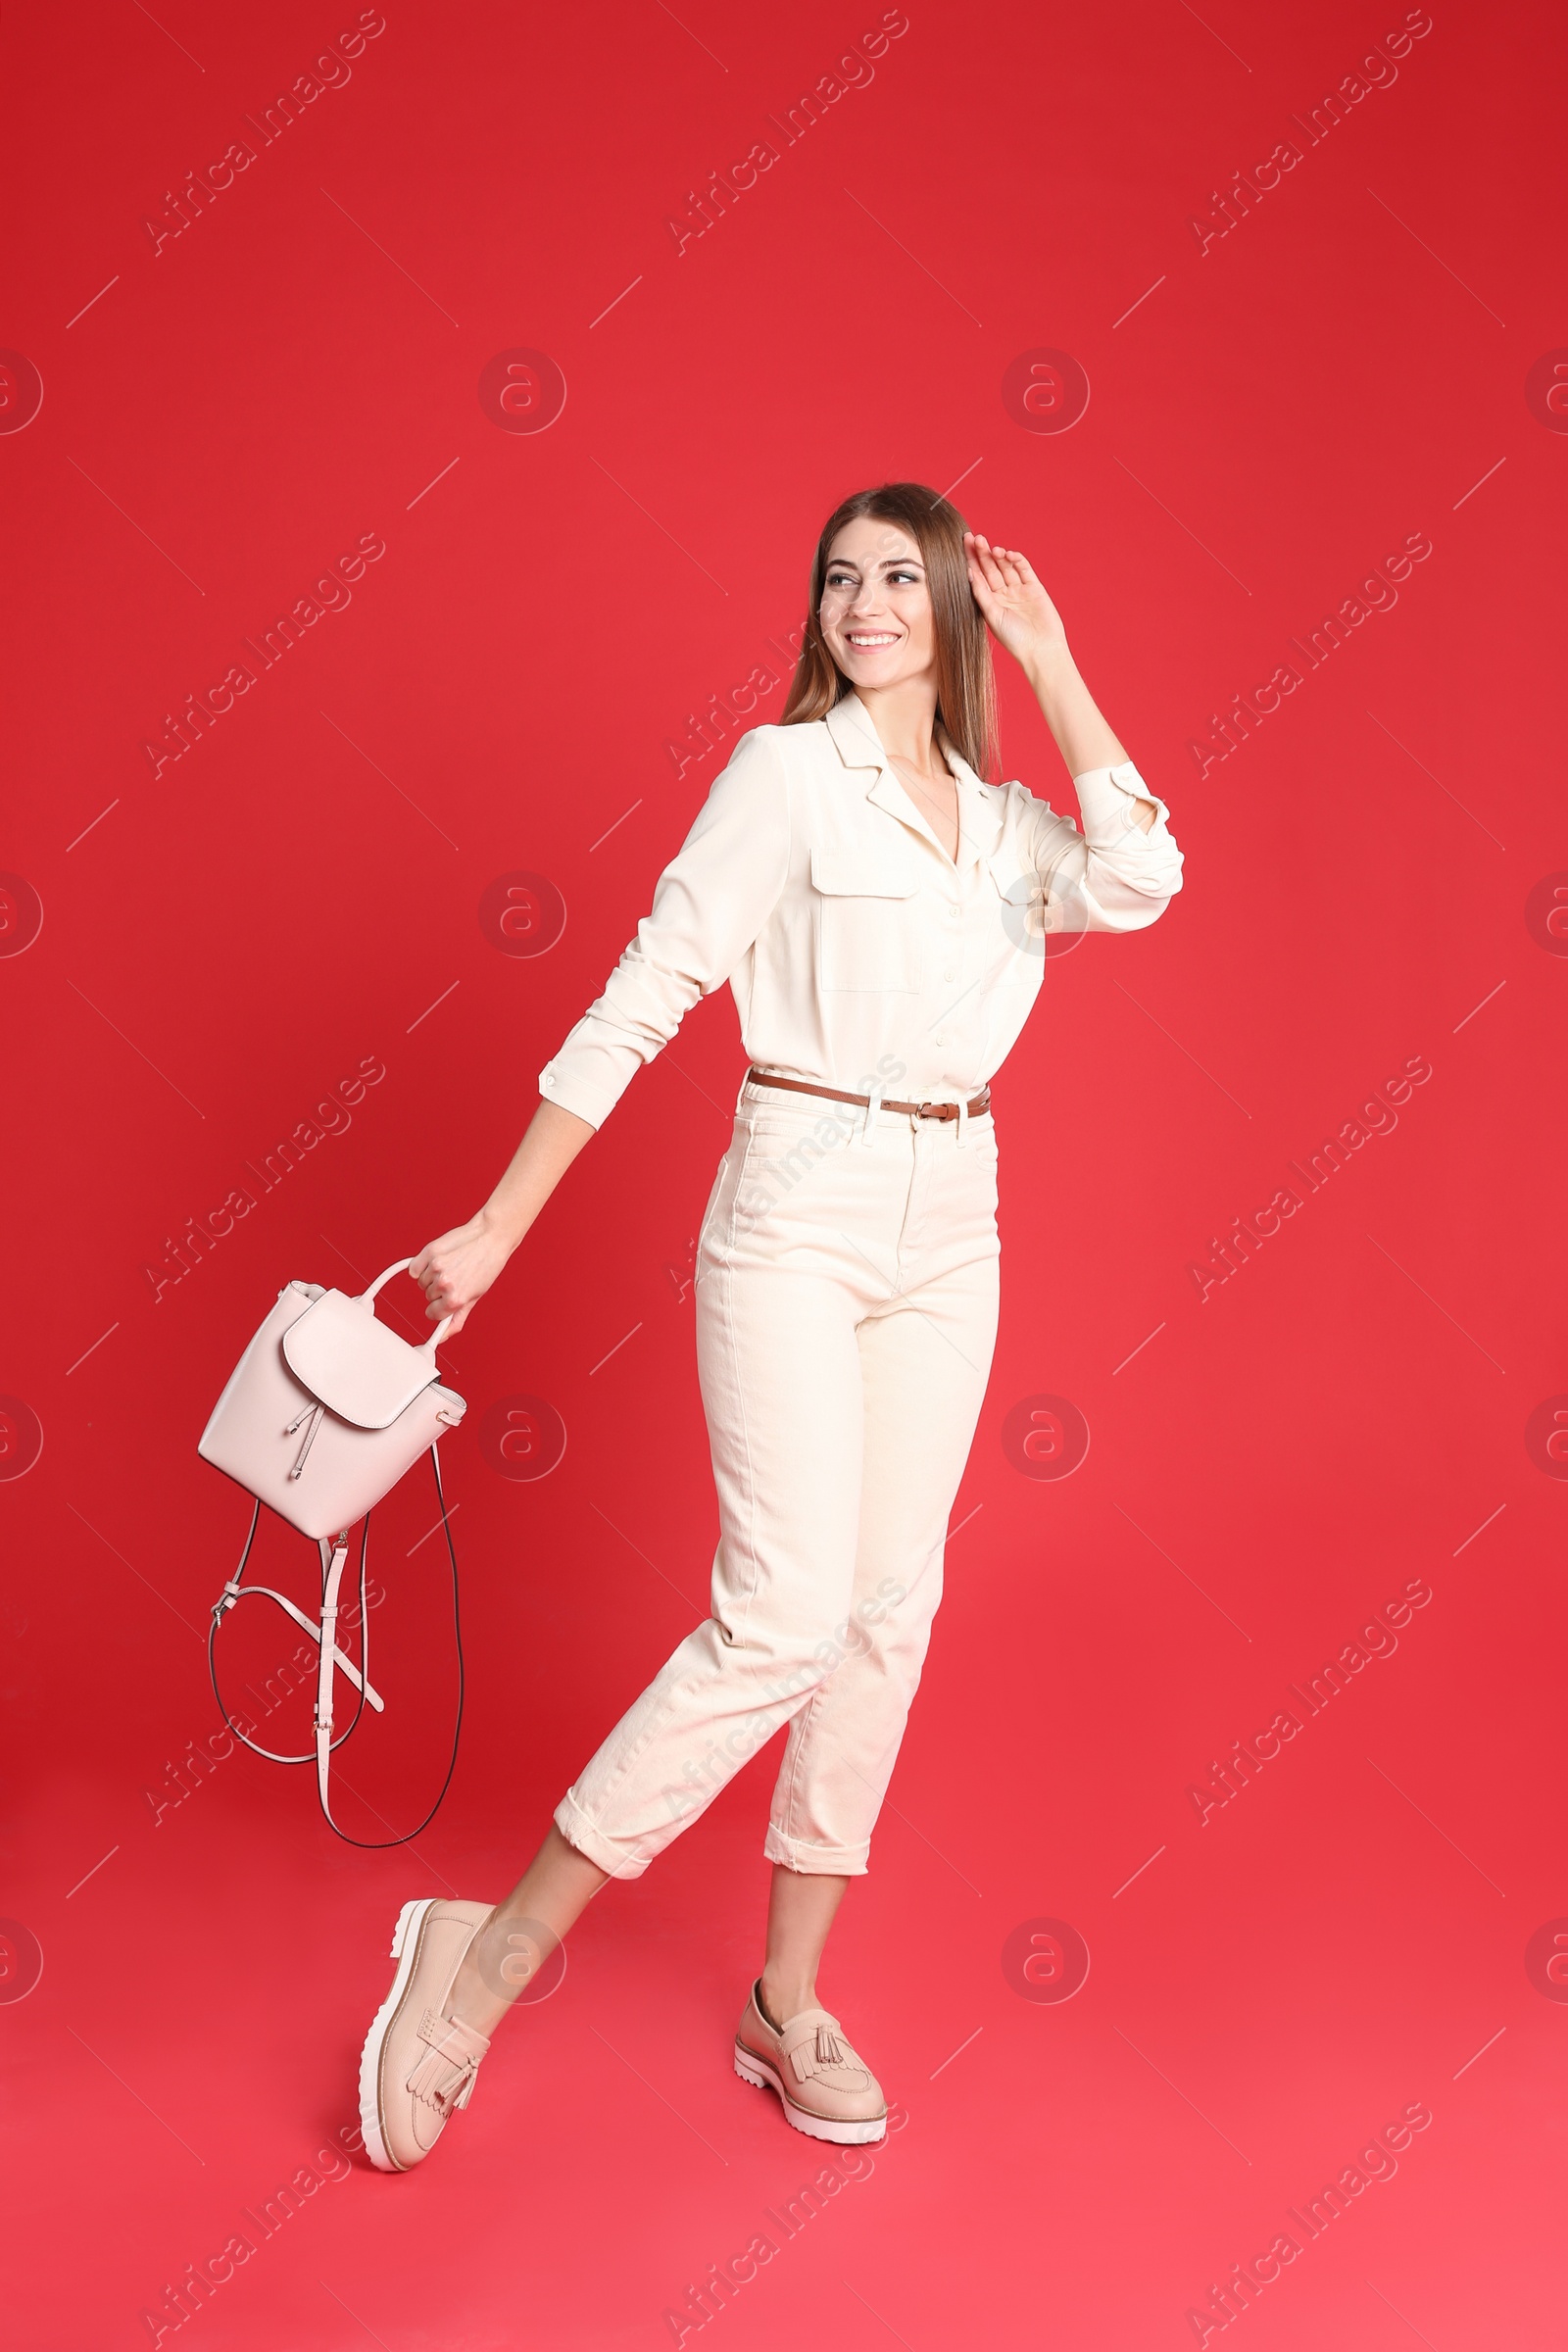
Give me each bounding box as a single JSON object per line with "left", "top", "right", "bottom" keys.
{"left": 198, "top": 1258, "right": 466, "bottom": 1843}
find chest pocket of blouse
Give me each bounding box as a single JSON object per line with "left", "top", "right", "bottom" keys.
{"left": 810, "top": 845, "right": 922, "bottom": 992}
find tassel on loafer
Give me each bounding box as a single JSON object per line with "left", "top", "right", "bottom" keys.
{"left": 733, "top": 1979, "right": 888, "bottom": 2144}
{"left": 359, "top": 1897, "right": 494, "bottom": 2172}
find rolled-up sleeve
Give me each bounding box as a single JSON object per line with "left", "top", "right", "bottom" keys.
{"left": 539, "top": 727, "right": 792, "bottom": 1129}
{"left": 1030, "top": 759, "right": 1184, "bottom": 935}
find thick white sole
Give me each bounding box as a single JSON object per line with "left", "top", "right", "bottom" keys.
{"left": 358, "top": 1898, "right": 437, "bottom": 2174}
{"left": 733, "top": 2041, "right": 888, "bottom": 2145}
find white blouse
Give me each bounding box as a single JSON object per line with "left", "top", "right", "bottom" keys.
{"left": 539, "top": 690, "right": 1184, "bottom": 1129}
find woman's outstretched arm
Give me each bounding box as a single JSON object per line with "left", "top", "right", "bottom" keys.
{"left": 409, "top": 1099, "right": 595, "bottom": 1333}
{"left": 413, "top": 727, "right": 791, "bottom": 1333}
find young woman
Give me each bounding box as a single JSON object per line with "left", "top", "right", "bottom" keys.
{"left": 358, "top": 482, "right": 1184, "bottom": 2170}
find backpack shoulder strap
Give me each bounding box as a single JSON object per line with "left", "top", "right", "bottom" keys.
{"left": 208, "top": 1446, "right": 463, "bottom": 1846}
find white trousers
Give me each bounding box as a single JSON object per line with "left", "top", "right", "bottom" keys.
{"left": 555, "top": 1077, "right": 1002, "bottom": 1879}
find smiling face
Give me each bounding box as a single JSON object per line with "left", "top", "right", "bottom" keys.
{"left": 817, "top": 515, "right": 937, "bottom": 695}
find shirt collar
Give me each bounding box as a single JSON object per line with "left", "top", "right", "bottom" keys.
{"left": 822, "top": 691, "right": 997, "bottom": 873}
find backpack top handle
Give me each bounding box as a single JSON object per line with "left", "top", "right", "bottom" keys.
{"left": 359, "top": 1256, "right": 456, "bottom": 1351}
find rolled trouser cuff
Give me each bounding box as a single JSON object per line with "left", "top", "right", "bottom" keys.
{"left": 763, "top": 1823, "right": 871, "bottom": 1877}
{"left": 553, "top": 1792, "right": 656, "bottom": 1881}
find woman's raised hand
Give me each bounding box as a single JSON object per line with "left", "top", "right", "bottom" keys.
{"left": 963, "top": 531, "right": 1069, "bottom": 671}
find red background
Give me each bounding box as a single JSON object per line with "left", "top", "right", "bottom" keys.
{"left": 4, "top": 1, "right": 1566, "bottom": 2344}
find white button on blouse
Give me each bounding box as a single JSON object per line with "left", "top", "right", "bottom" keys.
{"left": 539, "top": 690, "right": 1184, "bottom": 1129}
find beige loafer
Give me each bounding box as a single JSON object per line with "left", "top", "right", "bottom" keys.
{"left": 734, "top": 1980, "right": 888, "bottom": 2144}
{"left": 359, "top": 1897, "right": 494, "bottom": 2173}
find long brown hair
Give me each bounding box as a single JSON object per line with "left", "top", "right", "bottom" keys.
{"left": 780, "top": 481, "right": 998, "bottom": 780}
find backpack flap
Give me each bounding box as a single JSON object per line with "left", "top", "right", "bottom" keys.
{"left": 281, "top": 1288, "right": 444, "bottom": 1430}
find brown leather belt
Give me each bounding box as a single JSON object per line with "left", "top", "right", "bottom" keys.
{"left": 744, "top": 1067, "right": 991, "bottom": 1122}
